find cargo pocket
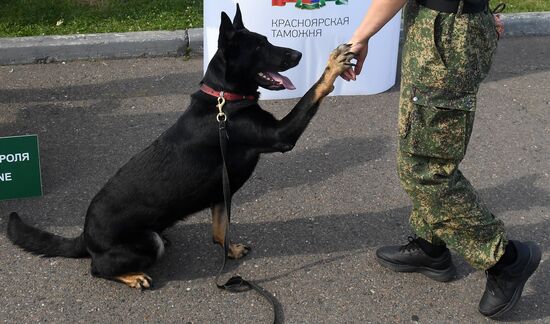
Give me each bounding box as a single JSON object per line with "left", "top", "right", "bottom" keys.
{"left": 399, "top": 85, "right": 476, "bottom": 160}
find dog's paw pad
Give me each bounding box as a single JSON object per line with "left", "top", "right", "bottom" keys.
{"left": 117, "top": 273, "right": 152, "bottom": 290}
{"left": 228, "top": 243, "right": 251, "bottom": 259}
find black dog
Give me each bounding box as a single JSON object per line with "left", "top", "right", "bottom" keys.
{"left": 7, "top": 5, "right": 354, "bottom": 289}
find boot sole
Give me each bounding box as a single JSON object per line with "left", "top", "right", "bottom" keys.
{"left": 376, "top": 256, "right": 457, "bottom": 282}
{"left": 482, "top": 241, "right": 542, "bottom": 319}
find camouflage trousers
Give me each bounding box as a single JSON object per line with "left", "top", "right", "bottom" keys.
{"left": 397, "top": 1, "right": 506, "bottom": 270}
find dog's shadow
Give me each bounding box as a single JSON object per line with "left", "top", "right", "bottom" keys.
{"left": 150, "top": 206, "right": 412, "bottom": 287}
{"left": 148, "top": 172, "right": 550, "bottom": 321}
{"left": 151, "top": 213, "right": 549, "bottom": 322}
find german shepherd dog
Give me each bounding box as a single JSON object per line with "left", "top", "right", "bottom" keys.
{"left": 7, "top": 5, "right": 354, "bottom": 289}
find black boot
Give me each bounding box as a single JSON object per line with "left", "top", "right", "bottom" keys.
{"left": 375, "top": 236, "right": 456, "bottom": 282}
{"left": 479, "top": 240, "right": 541, "bottom": 318}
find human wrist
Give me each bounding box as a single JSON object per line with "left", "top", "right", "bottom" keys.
{"left": 349, "top": 33, "right": 370, "bottom": 47}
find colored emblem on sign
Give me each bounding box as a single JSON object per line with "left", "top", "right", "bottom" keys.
{"left": 272, "top": 0, "right": 348, "bottom": 9}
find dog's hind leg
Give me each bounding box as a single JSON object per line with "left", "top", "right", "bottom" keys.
{"left": 90, "top": 251, "right": 155, "bottom": 289}
{"left": 211, "top": 203, "right": 250, "bottom": 259}
{"left": 89, "top": 231, "right": 162, "bottom": 289}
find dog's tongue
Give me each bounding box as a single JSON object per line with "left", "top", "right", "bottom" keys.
{"left": 266, "top": 72, "right": 295, "bottom": 90}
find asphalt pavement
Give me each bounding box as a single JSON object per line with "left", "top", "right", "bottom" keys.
{"left": 0, "top": 36, "right": 549, "bottom": 323}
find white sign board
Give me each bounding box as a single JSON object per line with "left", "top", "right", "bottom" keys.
{"left": 204, "top": 0, "right": 401, "bottom": 100}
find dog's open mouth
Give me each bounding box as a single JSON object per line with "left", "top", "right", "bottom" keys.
{"left": 255, "top": 72, "right": 296, "bottom": 91}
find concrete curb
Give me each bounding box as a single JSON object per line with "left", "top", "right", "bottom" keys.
{"left": 188, "top": 28, "right": 204, "bottom": 56}
{"left": 0, "top": 30, "right": 190, "bottom": 65}
{"left": 500, "top": 12, "right": 550, "bottom": 37}
{"left": 0, "top": 12, "right": 548, "bottom": 65}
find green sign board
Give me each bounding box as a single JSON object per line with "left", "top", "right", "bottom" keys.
{"left": 0, "top": 135, "right": 42, "bottom": 200}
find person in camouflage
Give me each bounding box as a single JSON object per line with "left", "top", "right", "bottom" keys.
{"left": 340, "top": 0, "right": 540, "bottom": 318}
{"left": 397, "top": 0, "right": 505, "bottom": 271}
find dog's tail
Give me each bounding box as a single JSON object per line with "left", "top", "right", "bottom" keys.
{"left": 7, "top": 212, "right": 88, "bottom": 258}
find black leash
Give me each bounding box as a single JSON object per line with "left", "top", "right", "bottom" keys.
{"left": 214, "top": 95, "right": 283, "bottom": 324}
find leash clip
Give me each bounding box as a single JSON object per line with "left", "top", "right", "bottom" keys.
{"left": 216, "top": 92, "right": 227, "bottom": 122}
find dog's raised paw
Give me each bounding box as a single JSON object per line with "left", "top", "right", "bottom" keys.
{"left": 328, "top": 43, "right": 356, "bottom": 74}
{"left": 228, "top": 242, "right": 251, "bottom": 259}
{"left": 116, "top": 272, "right": 152, "bottom": 290}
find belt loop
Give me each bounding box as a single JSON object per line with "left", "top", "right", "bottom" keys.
{"left": 457, "top": 0, "right": 464, "bottom": 15}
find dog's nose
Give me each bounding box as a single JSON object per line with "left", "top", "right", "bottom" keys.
{"left": 284, "top": 50, "right": 302, "bottom": 69}
{"left": 288, "top": 50, "right": 302, "bottom": 63}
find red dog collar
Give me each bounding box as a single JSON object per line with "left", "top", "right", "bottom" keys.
{"left": 200, "top": 84, "right": 257, "bottom": 101}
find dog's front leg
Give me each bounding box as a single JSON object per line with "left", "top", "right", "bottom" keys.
{"left": 211, "top": 203, "right": 250, "bottom": 259}
{"left": 277, "top": 44, "right": 355, "bottom": 140}
{"left": 249, "top": 44, "right": 355, "bottom": 153}
{"left": 310, "top": 43, "right": 357, "bottom": 102}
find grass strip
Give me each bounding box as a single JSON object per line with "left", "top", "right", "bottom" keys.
{"left": 0, "top": 0, "right": 547, "bottom": 37}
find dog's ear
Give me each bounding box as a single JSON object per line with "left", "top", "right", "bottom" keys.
{"left": 219, "top": 11, "right": 236, "bottom": 49}
{"left": 233, "top": 3, "right": 245, "bottom": 30}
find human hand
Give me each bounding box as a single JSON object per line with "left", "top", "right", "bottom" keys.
{"left": 340, "top": 41, "right": 368, "bottom": 81}
{"left": 495, "top": 14, "right": 504, "bottom": 39}
{"left": 491, "top": 3, "right": 506, "bottom": 39}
